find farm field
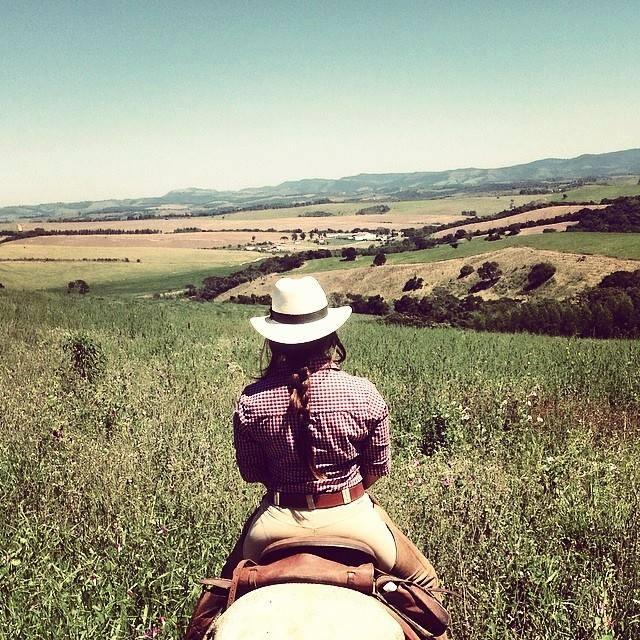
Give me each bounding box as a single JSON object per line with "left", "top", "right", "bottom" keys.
{"left": 551, "top": 181, "right": 640, "bottom": 203}
{"left": 221, "top": 246, "right": 640, "bottom": 302}
{"left": 1, "top": 292, "right": 638, "bottom": 639}
{"left": 0, "top": 246, "right": 251, "bottom": 296}
{"left": 0, "top": 194, "right": 557, "bottom": 235}
{"left": 11, "top": 231, "right": 298, "bottom": 250}
{"left": 431, "top": 205, "right": 606, "bottom": 238}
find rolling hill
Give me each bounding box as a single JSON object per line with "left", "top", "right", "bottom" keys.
{"left": 2, "top": 148, "right": 639, "bottom": 221}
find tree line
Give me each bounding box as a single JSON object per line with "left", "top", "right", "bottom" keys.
{"left": 188, "top": 249, "right": 333, "bottom": 301}
{"left": 388, "top": 268, "right": 640, "bottom": 339}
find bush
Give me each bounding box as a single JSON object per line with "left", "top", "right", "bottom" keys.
{"left": 477, "top": 262, "right": 502, "bottom": 281}
{"left": 341, "top": 247, "right": 357, "bottom": 262}
{"left": 525, "top": 262, "right": 557, "bottom": 291}
{"left": 346, "top": 293, "right": 389, "bottom": 315}
{"left": 458, "top": 265, "right": 474, "bottom": 279}
{"left": 372, "top": 252, "right": 386, "bottom": 266}
{"left": 67, "top": 279, "right": 89, "bottom": 294}
{"left": 402, "top": 276, "right": 424, "bottom": 292}
{"left": 62, "top": 333, "right": 105, "bottom": 382}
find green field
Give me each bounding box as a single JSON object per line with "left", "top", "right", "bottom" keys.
{"left": 552, "top": 182, "right": 640, "bottom": 203}
{"left": 293, "top": 232, "right": 640, "bottom": 274}
{"left": 0, "top": 247, "right": 252, "bottom": 296}
{"left": 1, "top": 292, "right": 638, "bottom": 639}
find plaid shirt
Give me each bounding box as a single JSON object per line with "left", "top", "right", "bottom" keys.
{"left": 233, "top": 357, "right": 390, "bottom": 494}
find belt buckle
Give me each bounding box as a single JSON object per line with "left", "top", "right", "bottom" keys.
{"left": 305, "top": 494, "right": 315, "bottom": 510}
{"left": 341, "top": 487, "right": 351, "bottom": 504}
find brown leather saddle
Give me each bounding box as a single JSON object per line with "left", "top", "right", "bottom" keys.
{"left": 259, "top": 535, "right": 377, "bottom": 565}
{"left": 184, "top": 536, "right": 448, "bottom": 640}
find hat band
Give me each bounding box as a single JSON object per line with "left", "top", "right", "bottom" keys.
{"left": 270, "top": 306, "right": 328, "bottom": 324}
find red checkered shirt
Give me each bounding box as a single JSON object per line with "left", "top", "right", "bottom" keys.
{"left": 233, "top": 357, "right": 391, "bottom": 494}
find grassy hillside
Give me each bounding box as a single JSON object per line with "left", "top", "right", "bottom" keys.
{"left": 220, "top": 194, "right": 554, "bottom": 221}
{"left": 551, "top": 181, "right": 640, "bottom": 203}
{"left": 1, "top": 292, "right": 638, "bottom": 639}
{"left": 223, "top": 246, "right": 640, "bottom": 303}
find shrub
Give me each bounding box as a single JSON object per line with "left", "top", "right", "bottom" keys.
{"left": 346, "top": 293, "right": 389, "bottom": 315}
{"left": 525, "top": 262, "right": 557, "bottom": 291}
{"left": 402, "top": 276, "right": 424, "bottom": 292}
{"left": 477, "top": 262, "right": 502, "bottom": 281}
{"left": 67, "top": 279, "right": 89, "bottom": 294}
{"left": 458, "top": 265, "right": 474, "bottom": 279}
{"left": 356, "top": 204, "right": 390, "bottom": 215}
{"left": 62, "top": 333, "right": 105, "bottom": 382}
{"left": 372, "top": 252, "right": 386, "bottom": 267}
{"left": 341, "top": 247, "right": 357, "bottom": 261}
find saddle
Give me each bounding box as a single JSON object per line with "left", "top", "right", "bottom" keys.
{"left": 183, "top": 536, "right": 449, "bottom": 640}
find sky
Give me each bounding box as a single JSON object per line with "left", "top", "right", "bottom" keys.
{"left": 1, "top": 1, "right": 639, "bottom": 206}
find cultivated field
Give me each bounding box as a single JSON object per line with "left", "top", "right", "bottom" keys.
{"left": 0, "top": 194, "right": 559, "bottom": 236}
{"left": 0, "top": 246, "right": 251, "bottom": 296}
{"left": 1, "top": 292, "right": 638, "bottom": 639}
{"left": 10, "top": 231, "right": 296, "bottom": 250}
{"left": 220, "top": 246, "right": 640, "bottom": 302}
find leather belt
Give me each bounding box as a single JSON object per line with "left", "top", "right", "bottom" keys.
{"left": 266, "top": 482, "right": 365, "bottom": 510}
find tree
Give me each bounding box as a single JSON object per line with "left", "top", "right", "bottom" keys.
{"left": 341, "top": 247, "right": 357, "bottom": 261}
{"left": 0, "top": 283, "right": 4, "bottom": 289}
{"left": 291, "top": 232, "right": 298, "bottom": 242}
{"left": 413, "top": 236, "right": 436, "bottom": 250}
{"left": 402, "top": 275, "right": 424, "bottom": 292}
{"left": 458, "top": 265, "right": 474, "bottom": 279}
{"left": 372, "top": 252, "right": 386, "bottom": 266}
{"left": 525, "top": 262, "right": 556, "bottom": 291}
{"left": 300, "top": 232, "right": 307, "bottom": 240}
{"left": 477, "top": 261, "right": 502, "bottom": 281}
{"left": 68, "top": 279, "right": 89, "bottom": 295}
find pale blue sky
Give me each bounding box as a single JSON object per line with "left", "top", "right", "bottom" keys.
{"left": 1, "top": 1, "right": 639, "bottom": 205}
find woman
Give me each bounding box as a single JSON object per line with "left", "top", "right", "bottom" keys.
{"left": 222, "top": 276, "right": 443, "bottom": 596}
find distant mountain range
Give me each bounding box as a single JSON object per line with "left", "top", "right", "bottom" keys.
{"left": 2, "top": 148, "right": 640, "bottom": 220}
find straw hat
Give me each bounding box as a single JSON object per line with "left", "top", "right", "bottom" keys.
{"left": 250, "top": 276, "right": 352, "bottom": 344}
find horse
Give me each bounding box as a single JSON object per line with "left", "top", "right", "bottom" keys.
{"left": 212, "top": 582, "right": 404, "bottom": 639}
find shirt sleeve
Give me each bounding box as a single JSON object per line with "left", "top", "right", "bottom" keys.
{"left": 233, "top": 396, "right": 270, "bottom": 484}
{"left": 360, "top": 385, "right": 391, "bottom": 477}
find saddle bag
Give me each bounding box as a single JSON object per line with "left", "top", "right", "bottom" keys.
{"left": 375, "top": 573, "right": 451, "bottom": 639}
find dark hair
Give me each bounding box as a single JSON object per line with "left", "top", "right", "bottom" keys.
{"left": 260, "top": 333, "right": 346, "bottom": 480}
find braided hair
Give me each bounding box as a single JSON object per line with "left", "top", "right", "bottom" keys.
{"left": 261, "top": 333, "right": 346, "bottom": 480}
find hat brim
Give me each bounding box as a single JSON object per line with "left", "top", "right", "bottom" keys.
{"left": 249, "top": 306, "right": 352, "bottom": 345}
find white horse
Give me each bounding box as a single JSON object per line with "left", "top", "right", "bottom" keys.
{"left": 212, "top": 582, "right": 404, "bottom": 639}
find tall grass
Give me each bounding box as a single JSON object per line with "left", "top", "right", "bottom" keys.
{"left": 1, "top": 291, "right": 638, "bottom": 639}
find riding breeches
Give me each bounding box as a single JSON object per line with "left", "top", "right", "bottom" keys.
{"left": 221, "top": 493, "right": 441, "bottom": 594}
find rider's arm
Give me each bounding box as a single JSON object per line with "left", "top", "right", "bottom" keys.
{"left": 233, "top": 399, "right": 269, "bottom": 485}
{"left": 360, "top": 385, "right": 391, "bottom": 485}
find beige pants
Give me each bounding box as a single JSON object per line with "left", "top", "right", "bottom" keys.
{"left": 243, "top": 494, "right": 398, "bottom": 571}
